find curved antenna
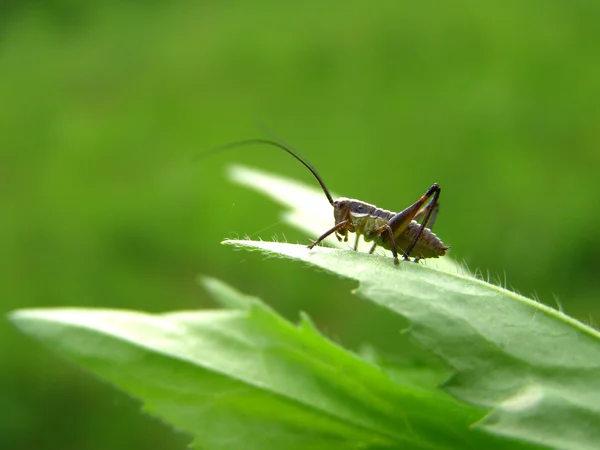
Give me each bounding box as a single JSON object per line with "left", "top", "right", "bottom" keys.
{"left": 201, "top": 139, "right": 335, "bottom": 206}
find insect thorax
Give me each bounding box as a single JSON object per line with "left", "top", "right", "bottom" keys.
{"left": 333, "top": 197, "right": 394, "bottom": 236}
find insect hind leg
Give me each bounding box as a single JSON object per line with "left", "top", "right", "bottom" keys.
{"left": 386, "top": 183, "right": 441, "bottom": 262}
{"left": 403, "top": 184, "right": 441, "bottom": 260}
{"left": 415, "top": 200, "right": 439, "bottom": 231}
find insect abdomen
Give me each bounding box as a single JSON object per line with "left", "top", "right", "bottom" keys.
{"left": 397, "top": 221, "right": 448, "bottom": 258}
{"left": 376, "top": 220, "right": 448, "bottom": 259}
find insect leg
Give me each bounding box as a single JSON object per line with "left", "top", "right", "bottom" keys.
{"left": 403, "top": 184, "right": 441, "bottom": 260}
{"left": 353, "top": 235, "right": 360, "bottom": 252}
{"left": 368, "top": 242, "right": 377, "bottom": 254}
{"left": 308, "top": 220, "right": 349, "bottom": 249}
{"left": 415, "top": 201, "right": 439, "bottom": 231}
{"left": 387, "top": 183, "right": 441, "bottom": 261}
{"left": 370, "top": 224, "right": 400, "bottom": 264}
{"left": 411, "top": 202, "right": 439, "bottom": 262}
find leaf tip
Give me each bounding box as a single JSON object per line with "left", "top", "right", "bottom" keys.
{"left": 199, "top": 274, "right": 261, "bottom": 311}
{"left": 8, "top": 308, "right": 45, "bottom": 330}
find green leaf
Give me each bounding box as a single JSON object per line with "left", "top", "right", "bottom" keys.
{"left": 10, "top": 166, "right": 598, "bottom": 450}
{"left": 10, "top": 285, "right": 522, "bottom": 450}
{"left": 357, "top": 344, "right": 453, "bottom": 391}
{"left": 228, "top": 164, "right": 462, "bottom": 273}
{"left": 199, "top": 275, "right": 259, "bottom": 310}
{"left": 222, "top": 165, "right": 600, "bottom": 450}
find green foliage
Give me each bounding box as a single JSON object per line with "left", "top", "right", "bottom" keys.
{"left": 10, "top": 171, "right": 600, "bottom": 450}
{"left": 224, "top": 239, "right": 600, "bottom": 450}
{"left": 7, "top": 279, "right": 526, "bottom": 450}
{"left": 225, "top": 166, "right": 600, "bottom": 449}
{"left": 3, "top": 2, "right": 600, "bottom": 450}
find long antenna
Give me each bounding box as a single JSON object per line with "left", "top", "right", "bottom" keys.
{"left": 201, "top": 139, "right": 335, "bottom": 206}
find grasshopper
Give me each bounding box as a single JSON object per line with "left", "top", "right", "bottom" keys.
{"left": 215, "top": 139, "right": 449, "bottom": 265}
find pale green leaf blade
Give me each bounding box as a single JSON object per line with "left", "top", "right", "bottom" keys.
{"left": 9, "top": 289, "right": 521, "bottom": 450}
{"left": 223, "top": 239, "right": 600, "bottom": 450}
{"left": 198, "top": 275, "right": 259, "bottom": 310}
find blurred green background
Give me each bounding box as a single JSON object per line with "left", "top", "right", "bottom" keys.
{"left": 2, "top": 1, "right": 600, "bottom": 449}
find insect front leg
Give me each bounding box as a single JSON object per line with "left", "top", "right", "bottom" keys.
{"left": 308, "top": 220, "right": 349, "bottom": 249}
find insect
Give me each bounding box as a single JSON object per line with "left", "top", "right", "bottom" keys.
{"left": 212, "top": 139, "right": 449, "bottom": 265}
